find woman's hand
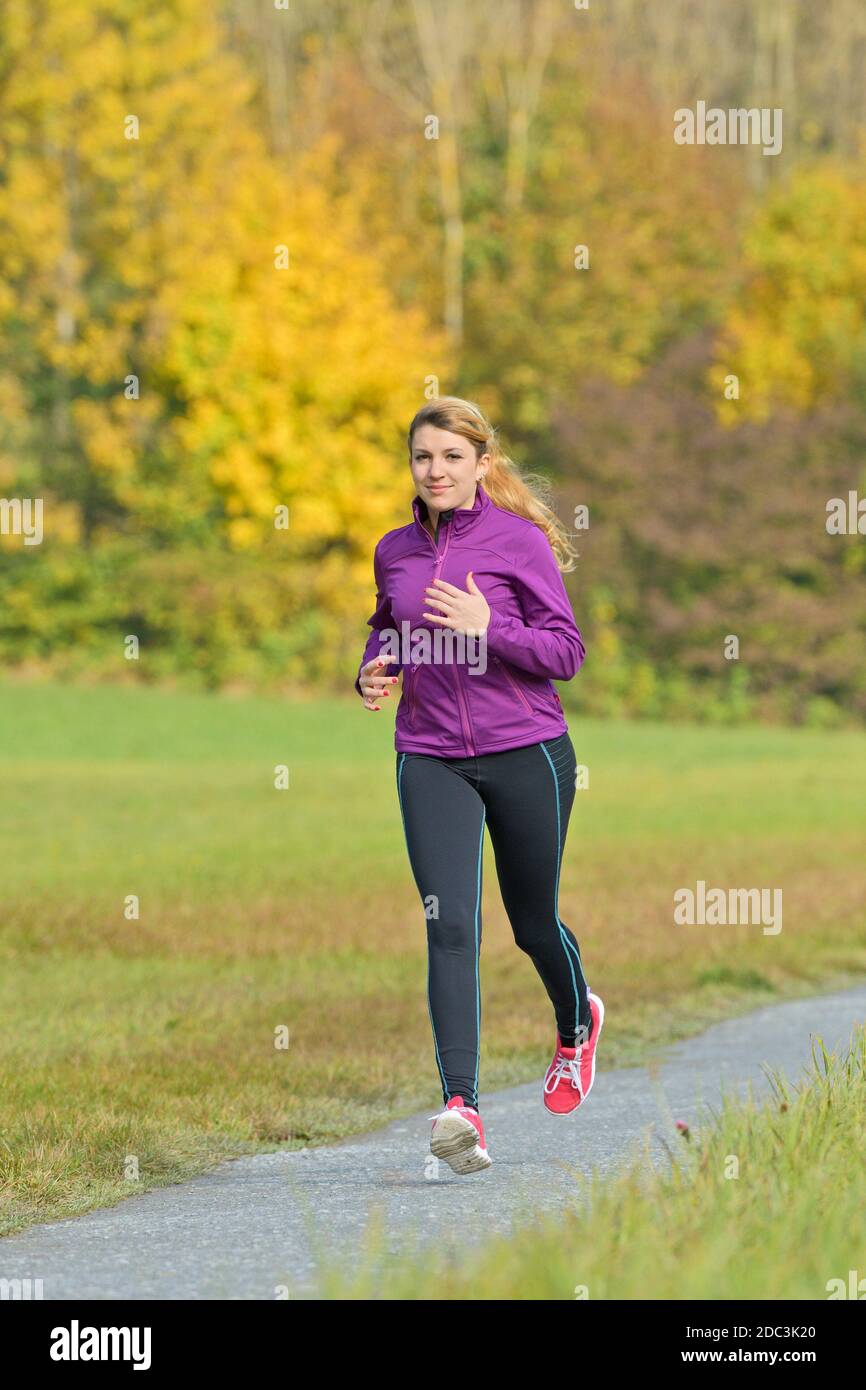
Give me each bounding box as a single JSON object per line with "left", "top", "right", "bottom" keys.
{"left": 358, "top": 656, "right": 399, "bottom": 711}
{"left": 423, "top": 572, "right": 490, "bottom": 638}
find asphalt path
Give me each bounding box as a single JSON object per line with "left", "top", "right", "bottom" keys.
{"left": 1, "top": 984, "right": 863, "bottom": 1299}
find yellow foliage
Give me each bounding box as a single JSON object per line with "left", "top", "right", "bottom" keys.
{"left": 712, "top": 161, "right": 866, "bottom": 420}
{"left": 0, "top": 0, "right": 451, "bottom": 653}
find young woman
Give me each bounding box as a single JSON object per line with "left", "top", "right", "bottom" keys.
{"left": 355, "top": 396, "right": 603, "bottom": 1175}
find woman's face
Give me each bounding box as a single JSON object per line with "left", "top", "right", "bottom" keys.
{"left": 410, "top": 424, "right": 488, "bottom": 520}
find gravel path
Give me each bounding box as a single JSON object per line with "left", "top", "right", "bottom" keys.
{"left": 2, "top": 984, "right": 863, "bottom": 1299}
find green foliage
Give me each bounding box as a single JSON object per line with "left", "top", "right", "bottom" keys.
{"left": 0, "top": 0, "right": 446, "bottom": 689}
{"left": 0, "top": 2, "right": 864, "bottom": 723}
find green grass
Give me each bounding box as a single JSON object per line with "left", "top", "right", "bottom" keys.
{"left": 1, "top": 678, "right": 865, "bottom": 1237}
{"left": 312, "top": 1027, "right": 866, "bottom": 1300}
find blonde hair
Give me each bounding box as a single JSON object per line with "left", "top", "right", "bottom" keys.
{"left": 407, "top": 396, "right": 577, "bottom": 572}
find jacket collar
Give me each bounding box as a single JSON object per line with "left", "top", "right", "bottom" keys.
{"left": 412, "top": 481, "right": 490, "bottom": 541}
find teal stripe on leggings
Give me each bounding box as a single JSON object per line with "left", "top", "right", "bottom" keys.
{"left": 397, "top": 753, "right": 449, "bottom": 1098}
{"left": 539, "top": 741, "right": 581, "bottom": 1034}
{"left": 396, "top": 754, "right": 484, "bottom": 1108}
{"left": 472, "top": 810, "right": 485, "bottom": 1103}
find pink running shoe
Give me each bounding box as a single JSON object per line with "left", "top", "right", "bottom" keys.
{"left": 543, "top": 992, "right": 605, "bottom": 1115}
{"left": 429, "top": 1096, "right": 492, "bottom": 1174}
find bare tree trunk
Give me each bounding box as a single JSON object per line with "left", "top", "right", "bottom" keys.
{"left": 749, "top": 0, "right": 773, "bottom": 194}
{"left": 257, "top": 0, "right": 293, "bottom": 157}
{"left": 359, "top": 0, "right": 470, "bottom": 352}
{"left": 775, "top": 0, "right": 796, "bottom": 164}
{"left": 500, "top": 0, "right": 560, "bottom": 214}
{"left": 410, "top": 0, "right": 469, "bottom": 348}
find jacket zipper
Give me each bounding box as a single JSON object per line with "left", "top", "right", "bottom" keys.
{"left": 406, "top": 662, "right": 422, "bottom": 727}
{"left": 493, "top": 654, "right": 534, "bottom": 716}
{"left": 452, "top": 651, "right": 476, "bottom": 757}
{"left": 419, "top": 510, "right": 476, "bottom": 756}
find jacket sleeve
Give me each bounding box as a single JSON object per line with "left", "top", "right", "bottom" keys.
{"left": 354, "top": 543, "right": 399, "bottom": 696}
{"left": 483, "top": 524, "right": 585, "bottom": 681}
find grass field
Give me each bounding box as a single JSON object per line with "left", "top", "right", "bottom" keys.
{"left": 1, "top": 679, "right": 865, "bottom": 1237}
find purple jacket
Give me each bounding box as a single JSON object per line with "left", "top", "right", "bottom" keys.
{"left": 355, "top": 483, "right": 585, "bottom": 757}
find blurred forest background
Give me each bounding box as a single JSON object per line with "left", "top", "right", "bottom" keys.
{"left": 1, "top": 0, "right": 865, "bottom": 724}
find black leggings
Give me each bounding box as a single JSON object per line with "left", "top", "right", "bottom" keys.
{"left": 396, "top": 732, "right": 591, "bottom": 1112}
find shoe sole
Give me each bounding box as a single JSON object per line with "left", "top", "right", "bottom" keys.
{"left": 430, "top": 1110, "right": 493, "bottom": 1175}
{"left": 543, "top": 992, "right": 605, "bottom": 1116}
